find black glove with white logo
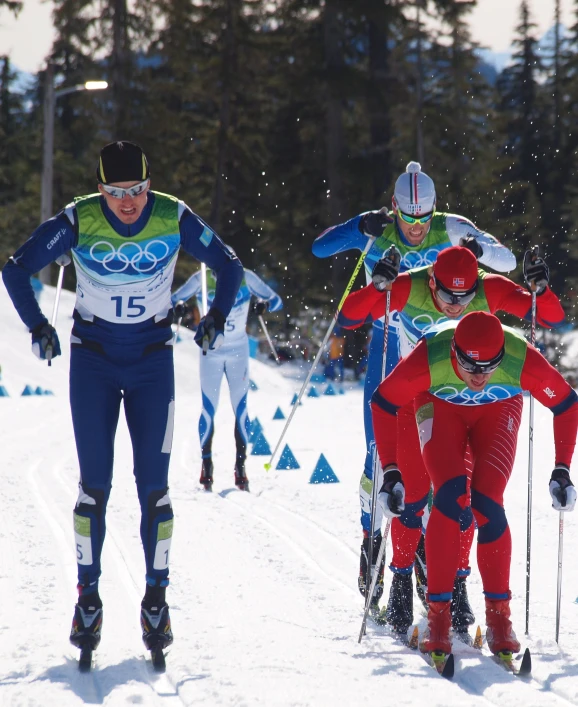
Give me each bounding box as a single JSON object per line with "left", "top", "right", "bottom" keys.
{"left": 459, "top": 235, "right": 484, "bottom": 259}
{"left": 359, "top": 207, "right": 394, "bottom": 238}
{"left": 377, "top": 467, "right": 405, "bottom": 519}
{"left": 31, "top": 322, "right": 61, "bottom": 361}
{"left": 523, "top": 248, "right": 549, "bottom": 295}
{"left": 194, "top": 307, "right": 226, "bottom": 353}
{"left": 371, "top": 247, "right": 401, "bottom": 291}
{"left": 549, "top": 465, "right": 577, "bottom": 512}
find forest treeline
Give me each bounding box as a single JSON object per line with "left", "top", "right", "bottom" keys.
{"left": 1, "top": 0, "right": 577, "bottom": 328}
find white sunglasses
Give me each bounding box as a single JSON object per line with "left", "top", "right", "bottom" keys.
{"left": 100, "top": 179, "right": 149, "bottom": 199}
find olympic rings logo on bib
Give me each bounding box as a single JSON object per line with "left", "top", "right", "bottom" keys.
{"left": 435, "top": 384, "right": 512, "bottom": 405}
{"left": 400, "top": 249, "right": 440, "bottom": 269}
{"left": 90, "top": 240, "right": 170, "bottom": 273}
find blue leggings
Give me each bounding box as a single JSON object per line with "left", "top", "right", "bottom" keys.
{"left": 70, "top": 346, "right": 175, "bottom": 593}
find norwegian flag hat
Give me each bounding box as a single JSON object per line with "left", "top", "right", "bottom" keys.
{"left": 433, "top": 246, "right": 479, "bottom": 294}
{"left": 453, "top": 311, "right": 505, "bottom": 370}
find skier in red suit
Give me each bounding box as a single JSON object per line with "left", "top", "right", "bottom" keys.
{"left": 339, "top": 246, "right": 564, "bottom": 636}
{"left": 370, "top": 311, "right": 577, "bottom": 658}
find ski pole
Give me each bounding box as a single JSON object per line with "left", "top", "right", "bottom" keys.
{"left": 46, "top": 253, "right": 71, "bottom": 367}
{"left": 264, "top": 238, "right": 374, "bottom": 471}
{"left": 359, "top": 283, "right": 392, "bottom": 642}
{"left": 259, "top": 314, "right": 280, "bottom": 364}
{"left": 358, "top": 518, "right": 391, "bottom": 643}
{"left": 525, "top": 246, "right": 539, "bottom": 635}
{"left": 555, "top": 511, "right": 564, "bottom": 643}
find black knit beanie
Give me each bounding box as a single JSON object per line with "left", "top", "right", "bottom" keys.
{"left": 96, "top": 141, "right": 150, "bottom": 184}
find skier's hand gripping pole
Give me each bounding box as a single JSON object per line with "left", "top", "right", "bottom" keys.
{"left": 264, "top": 238, "right": 375, "bottom": 471}
{"left": 46, "top": 253, "right": 71, "bottom": 367}
{"left": 524, "top": 245, "right": 539, "bottom": 635}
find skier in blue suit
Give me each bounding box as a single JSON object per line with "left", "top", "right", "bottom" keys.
{"left": 2, "top": 141, "right": 243, "bottom": 663}
{"left": 172, "top": 268, "right": 282, "bottom": 491}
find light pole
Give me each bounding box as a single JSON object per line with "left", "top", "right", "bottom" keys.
{"left": 39, "top": 63, "right": 108, "bottom": 284}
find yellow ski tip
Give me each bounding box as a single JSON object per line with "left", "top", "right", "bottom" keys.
{"left": 408, "top": 625, "right": 419, "bottom": 650}
{"left": 473, "top": 625, "right": 483, "bottom": 650}
{"left": 264, "top": 463, "right": 271, "bottom": 471}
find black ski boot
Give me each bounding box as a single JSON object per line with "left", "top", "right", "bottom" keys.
{"left": 200, "top": 457, "right": 213, "bottom": 491}
{"left": 234, "top": 459, "right": 250, "bottom": 492}
{"left": 70, "top": 592, "right": 103, "bottom": 671}
{"left": 377, "top": 571, "right": 413, "bottom": 634}
{"left": 451, "top": 574, "right": 475, "bottom": 634}
{"left": 358, "top": 532, "right": 385, "bottom": 616}
{"left": 141, "top": 585, "right": 173, "bottom": 671}
{"left": 414, "top": 533, "right": 428, "bottom": 612}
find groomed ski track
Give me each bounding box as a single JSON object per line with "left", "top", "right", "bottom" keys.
{"left": 0, "top": 285, "right": 578, "bottom": 706}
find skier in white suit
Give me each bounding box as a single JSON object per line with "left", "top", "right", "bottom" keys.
{"left": 172, "top": 268, "right": 282, "bottom": 491}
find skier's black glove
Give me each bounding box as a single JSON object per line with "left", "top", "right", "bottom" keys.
{"left": 31, "top": 322, "right": 61, "bottom": 361}
{"left": 359, "top": 207, "right": 394, "bottom": 238}
{"left": 173, "top": 300, "right": 189, "bottom": 319}
{"left": 459, "top": 235, "right": 484, "bottom": 259}
{"left": 549, "top": 465, "right": 577, "bottom": 512}
{"left": 194, "top": 307, "right": 226, "bottom": 352}
{"left": 372, "top": 248, "right": 401, "bottom": 291}
{"left": 523, "top": 248, "right": 549, "bottom": 295}
{"left": 253, "top": 300, "right": 268, "bottom": 316}
{"left": 377, "top": 467, "right": 405, "bottom": 519}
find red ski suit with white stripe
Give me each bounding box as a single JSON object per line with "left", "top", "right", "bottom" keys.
{"left": 370, "top": 340, "right": 577, "bottom": 599}
{"left": 341, "top": 272, "right": 564, "bottom": 574}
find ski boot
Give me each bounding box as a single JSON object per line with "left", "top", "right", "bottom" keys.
{"left": 358, "top": 531, "right": 384, "bottom": 617}
{"left": 419, "top": 599, "right": 452, "bottom": 655}
{"left": 70, "top": 592, "right": 103, "bottom": 671}
{"left": 485, "top": 595, "right": 520, "bottom": 655}
{"left": 234, "top": 459, "right": 250, "bottom": 492}
{"left": 414, "top": 533, "right": 428, "bottom": 612}
{"left": 377, "top": 571, "right": 413, "bottom": 634}
{"left": 141, "top": 585, "right": 173, "bottom": 672}
{"left": 200, "top": 457, "right": 214, "bottom": 491}
{"left": 451, "top": 574, "right": 475, "bottom": 640}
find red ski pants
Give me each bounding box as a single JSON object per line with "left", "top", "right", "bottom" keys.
{"left": 414, "top": 392, "right": 523, "bottom": 599}
{"left": 391, "top": 403, "right": 475, "bottom": 573}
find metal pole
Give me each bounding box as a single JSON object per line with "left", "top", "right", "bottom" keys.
{"left": 264, "top": 238, "right": 374, "bottom": 471}
{"left": 358, "top": 518, "right": 391, "bottom": 643}
{"left": 200, "top": 263, "right": 208, "bottom": 316}
{"left": 39, "top": 63, "right": 55, "bottom": 286}
{"left": 525, "top": 284, "right": 537, "bottom": 635}
{"left": 359, "top": 287, "right": 391, "bottom": 642}
{"left": 259, "top": 314, "right": 280, "bottom": 364}
{"left": 555, "top": 511, "right": 564, "bottom": 643}
{"left": 46, "top": 253, "right": 70, "bottom": 366}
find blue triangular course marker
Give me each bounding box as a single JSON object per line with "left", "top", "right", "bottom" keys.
{"left": 249, "top": 417, "right": 262, "bottom": 442}
{"left": 310, "top": 373, "right": 326, "bottom": 383}
{"left": 290, "top": 393, "right": 302, "bottom": 406}
{"left": 44, "top": 390, "right": 54, "bottom": 396}
{"left": 307, "top": 386, "right": 320, "bottom": 398}
{"left": 309, "top": 454, "right": 339, "bottom": 484}
{"left": 276, "top": 444, "right": 300, "bottom": 470}
{"left": 273, "top": 406, "right": 285, "bottom": 420}
{"left": 34, "top": 386, "right": 44, "bottom": 396}
{"left": 250, "top": 379, "right": 258, "bottom": 391}
{"left": 324, "top": 384, "right": 336, "bottom": 396}
{"left": 21, "top": 385, "right": 34, "bottom": 396}
{"left": 0, "top": 385, "right": 9, "bottom": 397}
{"left": 338, "top": 387, "right": 345, "bottom": 395}
{"left": 251, "top": 431, "right": 272, "bottom": 456}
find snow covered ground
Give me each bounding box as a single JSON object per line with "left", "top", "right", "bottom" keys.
{"left": 1, "top": 283, "right": 578, "bottom": 706}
